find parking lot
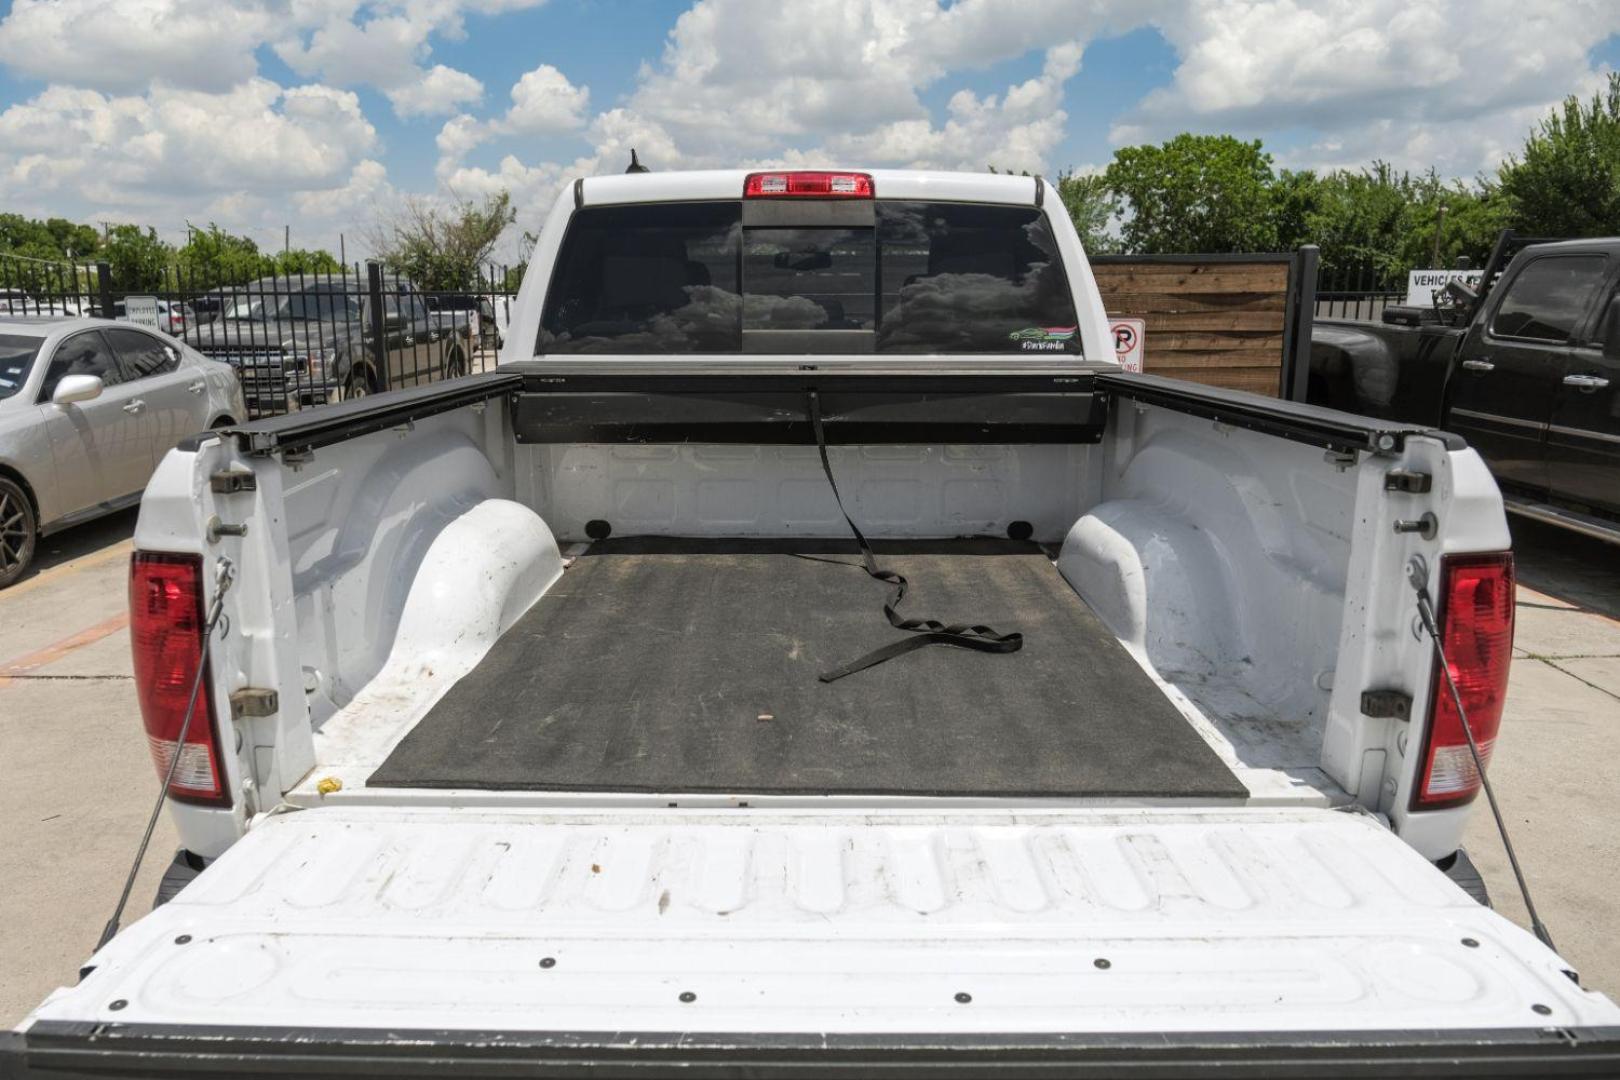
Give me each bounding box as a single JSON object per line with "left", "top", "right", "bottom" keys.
{"left": 2, "top": 508, "right": 1618, "bottom": 1025}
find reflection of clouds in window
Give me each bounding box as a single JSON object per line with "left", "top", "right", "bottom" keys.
{"left": 878, "top": 262, "right": 1073, "bottom": 353}
{"left": 875, "top": 201, "right": 1079, "bottom": 355}
{"left": 743, "top": 294, "right": 829, "bottom": 330}
{"left": 541, "top": 284, "right": 741, "bottom": 353}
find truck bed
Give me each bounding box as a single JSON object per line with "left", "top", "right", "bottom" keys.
{"left": 368, "top": 538, "right": 1246, "bottom": 799}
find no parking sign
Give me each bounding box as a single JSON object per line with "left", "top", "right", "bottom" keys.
{"left": 1109, "top": 317, "right": 1145, "bottom": 372}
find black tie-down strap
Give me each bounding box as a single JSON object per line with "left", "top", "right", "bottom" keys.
{"left": 807, "top": 391, "right": 1023, "bottom": 682}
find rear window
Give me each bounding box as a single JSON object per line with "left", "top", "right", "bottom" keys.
{"left": 538, "top": 200, "right": 1079, "bottom": 356}
{"left": 1491, "top": 255, "right": 1607, "bottom": 342}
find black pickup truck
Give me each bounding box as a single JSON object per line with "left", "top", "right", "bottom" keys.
{"left": 1310, "top": 233, "right": 1620, "bottom": 542}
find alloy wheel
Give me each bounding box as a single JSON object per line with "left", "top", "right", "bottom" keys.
{"left": 0, "top": 481, "right": 38, "bottom": 587}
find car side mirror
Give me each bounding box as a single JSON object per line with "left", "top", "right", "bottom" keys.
{"left": 383, "top": 311, "right": 404, "bottom": 329}
{"left": 51, "top": 373, "right": 104, "bottom": 405}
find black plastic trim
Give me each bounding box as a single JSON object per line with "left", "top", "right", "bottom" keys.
{"left": 1098, "top": 370, "right": 1468, "bottom": 454}
{"left": 221, "top": 372, "right": 522, "bottom": 457}
{"left": 1033, "top": 174, "right": 1045, "bottom": 207}
{"left": 5, "top": 1022, "right": 1618, "bottom": 1079}
{"left": 572, "top": 177, "right": 583, "bottom": 209}
{"left": 513, "top": 371, "right": 1105, "bottom": 445}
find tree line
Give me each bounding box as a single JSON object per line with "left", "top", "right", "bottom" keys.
{"left": 1055, "top": 73, "right": 1620, "bottom": 285}
{"left": 5, "top": 74, "right": 1617, "bottom": 295}
{"left": 0, "top": 192, "right": 516, "bottom": 295}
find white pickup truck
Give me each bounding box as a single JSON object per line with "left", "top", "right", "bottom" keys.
{"left": 7, "top": 169, "right": 1620, "bottom": 1078}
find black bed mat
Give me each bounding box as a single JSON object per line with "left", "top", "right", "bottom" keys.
{"left": 368, "top": 538, "right": 1247, "bottom": 799}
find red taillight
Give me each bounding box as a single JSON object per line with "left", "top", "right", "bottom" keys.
{"left": 1412, "top": 552, "right": 1515, "bottom": 810}
{"left": 129, "top": 552, "right": 229, "bottom": 807}
{"left": 744, "top": 171, "right": 873, "bottom": 198}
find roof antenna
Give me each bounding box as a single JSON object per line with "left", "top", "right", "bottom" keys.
{"left": 625, "top": 148, "right": 649, "bottom": 174}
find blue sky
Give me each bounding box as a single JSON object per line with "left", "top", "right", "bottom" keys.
{"left": 1, "top": 0, "right": 1616, "bottom": 259}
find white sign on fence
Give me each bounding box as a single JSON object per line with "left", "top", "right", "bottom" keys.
{"left": 121, "top": 294, "right": 160, "bottom": 328}
{"left": 1405, "top": 269, "right": 1483, "bottom": 307}
{"left": 1109, "top": 317, "right": 1146, "bottom": 373}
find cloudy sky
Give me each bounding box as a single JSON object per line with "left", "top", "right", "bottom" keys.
{"left": 1, "top": 0, "right": 1617, "bottom": 262}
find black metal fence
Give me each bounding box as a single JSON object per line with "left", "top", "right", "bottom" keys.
{"left": 1, "top": 251, "right": 519, "bottom": 421}
{"left": 1313, "top": 263, "right": 1405, "bottom": 322}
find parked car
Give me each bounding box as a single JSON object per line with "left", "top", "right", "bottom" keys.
{"left": 425, "top": 292, "right": 503, "bottom": 350}
{"left": 1310, "top": 232, "right": 1620, "bottom": 543}
{"left": 0, "top": 291, "right": 83, "bottom": 318}
{"left": 8, "top": 170, "right": 1620, "bottom": 1075}
{"left": 189, "top": 274, "right": 468, "bottom": 414}
{"left": 0, "top": 317, "right": 243, "bottom": 587}
{"left": 113, "top": 297, "right": 194, "bottom": 336}
{"left": 184, "top": 290, "right": 231, "bottom": 324}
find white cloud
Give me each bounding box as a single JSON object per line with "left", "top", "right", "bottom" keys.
{"left": 1114, "top": 0, "right": 1620, "bottom": 177}
{"left": 388, "top": 64, "right": 484, "bottom": 117}
{"left": 0, "top": 78, "right": 380, "bottom": 247}
{"left": 0, "top": 0, "right": 279, "bottom": 93}
{"left": 498, "top": 63, "right": 589, "bottom": 133}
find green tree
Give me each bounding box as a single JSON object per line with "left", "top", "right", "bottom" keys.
{"left": 1053, "top": 171, "right": 1119, "bottom": 254}
{"left": 1499, "top": 72, "right": 1620, "bottom": 238}
{"left": 1268, "top": 169, "right": 1324, "bottom": 252}
{"left": 175, "top": 224, "right": 272, "bottom": 286}
{"left": 368, "top": 191, "right": 516, "bottom": 289}
{"left": 1104, "top": 134, "right": 1278, "bottom": 253}
{"left": 271, "top": 248, "right": 344, "bottom": 276}
{"left": 100, "top": 225, "right": 174, "bottom": 291}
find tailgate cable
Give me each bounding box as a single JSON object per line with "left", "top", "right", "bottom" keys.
{"left": 806, "top": 391, "right": 1022, "bottom": 681}
{"left": 1409, "top": 554, "right": 1556, "bottom": 950}
{"left": 95, "top": 556, "right": 236, "bottom": 952}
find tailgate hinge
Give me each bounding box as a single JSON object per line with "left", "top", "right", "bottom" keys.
{"left": 1360, "top": 689, "right": 1412, "bottom": 721}
{"left": 210, "top": 468, "right": 257, "bottom": 494}
{"left": 1384, "top": 468, "right": 1432, "bottom": 494}
{"left": 230, "top": 688, "right": 280, "bottom": 719}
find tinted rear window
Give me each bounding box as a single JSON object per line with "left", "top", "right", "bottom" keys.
{"left": 1491, "top": 255, "right": 1607, "bottom": 342}
{"left": 538, "top": 200, "right": 1079, "bottom": 356}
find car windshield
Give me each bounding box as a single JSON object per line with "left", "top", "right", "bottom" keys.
{"left": 0, "top": 333, "right": 44, "bottom": 402}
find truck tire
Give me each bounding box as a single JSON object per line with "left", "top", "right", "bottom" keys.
{"left": 342, "top": 367, "right": 379, "bottom": 401}
{"left": 0, "top": 475, "right": 39, "bottom": 589}
{"left": 445, "top": 344, "right": 468, "bottom": 380}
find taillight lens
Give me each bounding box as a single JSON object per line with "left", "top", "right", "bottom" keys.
{"left": 744, "top": 171, "right": 873, "bottom": 198}
{"left": 129, "top": 552, "right": 229, "bottom": 807}
{"left": 1412, "top": 552, "right": 1515, "bottom": 810}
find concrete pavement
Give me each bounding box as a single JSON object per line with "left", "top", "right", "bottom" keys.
{"left": 1, "top": 510, "right": 1617, "bottom": 1025}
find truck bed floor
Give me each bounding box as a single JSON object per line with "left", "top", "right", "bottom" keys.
{"left": 368, "top": 538, "right": 1247, "bottom": 799}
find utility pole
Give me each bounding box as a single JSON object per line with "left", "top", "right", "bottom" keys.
{"left": 1431, "top": 204, "right": 1448, "bottom": 269}
{"left": 340, "top": 233, "right": 346, "bottom": 267}
{"left": 284, "top": 225, "right": 290, "bottom": 256}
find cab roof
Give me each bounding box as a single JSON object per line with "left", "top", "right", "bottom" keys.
{"left": 579, "top": 168, "right": 1045, "bottom": 209}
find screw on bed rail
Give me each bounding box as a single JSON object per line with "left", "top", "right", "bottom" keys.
{"left": 206, "top": 514, "right": 249, "bottom": 543}
{"left": 1392, "top": 512, "right": 1438, "bottom": 540}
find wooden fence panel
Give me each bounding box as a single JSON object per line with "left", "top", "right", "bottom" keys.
{"left": 1091, "top": 255, "right": 1304, "bottom": 397}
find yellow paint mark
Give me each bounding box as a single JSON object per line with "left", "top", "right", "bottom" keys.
{"left": 0, "top": 612, "right": 130, "bottom": 686}
{"left": 1, "top": 541, "right": 132, "bottom": 601}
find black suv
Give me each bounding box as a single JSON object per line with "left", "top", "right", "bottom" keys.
{"left": 187, "top": 275, "right": 470, "bottom": 414}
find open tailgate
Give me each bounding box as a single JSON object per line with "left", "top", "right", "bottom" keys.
{"left": 8, "top": 805, "right": 1620, "bottom": 1078}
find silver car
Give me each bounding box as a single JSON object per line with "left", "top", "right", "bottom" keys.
{"left": 0, "top": 317, "right": 245, "bottom": 587}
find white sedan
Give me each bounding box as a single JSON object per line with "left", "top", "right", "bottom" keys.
{"left": 0, "top": 317, "right": 245, "bottom": 587}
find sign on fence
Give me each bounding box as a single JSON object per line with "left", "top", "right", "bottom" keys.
{"left": 122, "top": 295, "right": 160, "bottom": 329}
{"left": 1405, "top": 269, "right": 1483, "bottom": 307}
{"left": 1109, "top": 317, "right": 1146, "bottom": 373}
